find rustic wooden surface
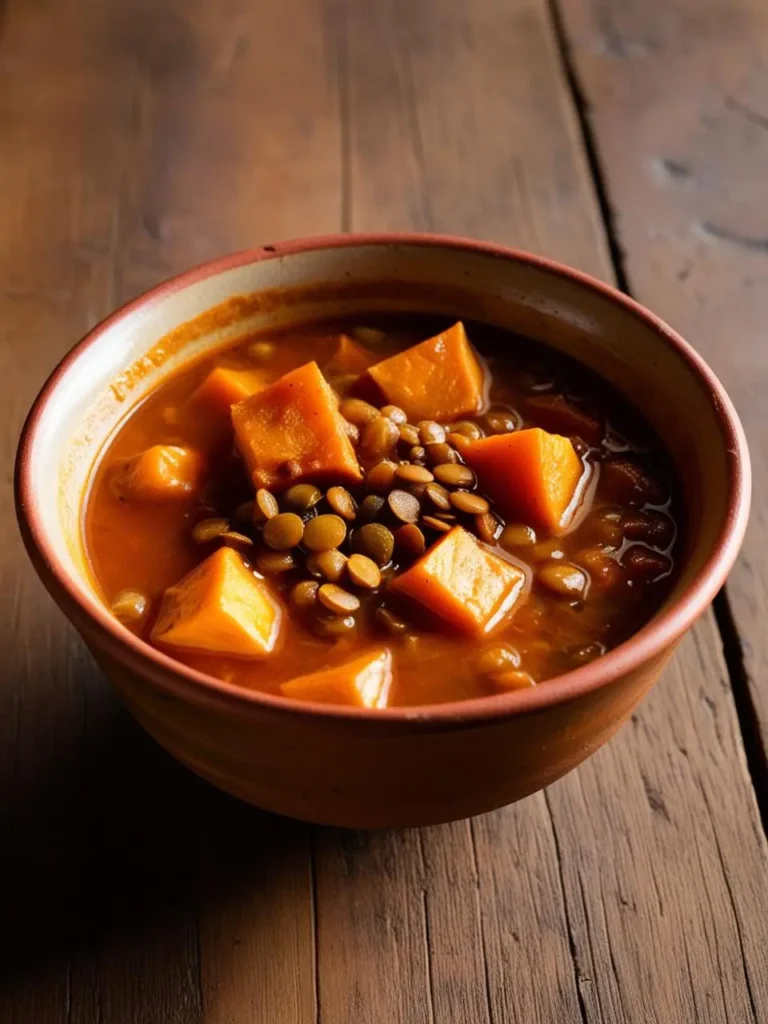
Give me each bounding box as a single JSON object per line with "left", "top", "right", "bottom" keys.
{"left": 1, "top": 0, "right": 767, "bottom": 1021}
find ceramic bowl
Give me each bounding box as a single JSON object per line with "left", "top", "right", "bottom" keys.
{"left": 15, "top": 234, "right": 750, "bottom": 827}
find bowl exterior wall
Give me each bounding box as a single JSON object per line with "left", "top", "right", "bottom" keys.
{"left": 90, "top": 642, "right": 676, "bottom": 827}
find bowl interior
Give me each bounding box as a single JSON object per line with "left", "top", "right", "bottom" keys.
{"left": 22, "top": 239, "right": 741, "bottom": 678}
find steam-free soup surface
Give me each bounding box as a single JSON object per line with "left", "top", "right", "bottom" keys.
{"left": 85, "top": 316, "right": 678, "bottom": 708}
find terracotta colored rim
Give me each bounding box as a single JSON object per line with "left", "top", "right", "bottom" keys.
{"left": 15, "top": 233, "right": 751, "bottom": 727}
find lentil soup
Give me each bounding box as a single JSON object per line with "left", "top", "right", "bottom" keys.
{"left": 84, "top": 316, "right": 678, "bottom": 708}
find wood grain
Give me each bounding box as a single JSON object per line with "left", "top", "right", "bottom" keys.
{"left": 1, "top": 0, "right": 767, "bottom": 1022}
{"left": 557, "top": 0, "right": 768, "bottom": 776}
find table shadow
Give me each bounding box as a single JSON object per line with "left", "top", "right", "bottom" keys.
{"left": 0, "top": 669, "right": 309, "bottom": 990}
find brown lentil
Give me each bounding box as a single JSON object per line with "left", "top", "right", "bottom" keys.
{"left": 485, "top": 410, "right": 519, "bottom": 434}
{"left": 233, "top": 500, "right": 255, "bottom": 525}
{"left": 303, "top": 514, "right": 347, "bottom": 552}
{"left": 398, "top": 423, "right": 420, "bottom": 447}
{"left": 409, "top": 446, "right": 427, "bottom": 464}
{"left": 499, "top": 523, "right": 537, "bottom": 550}
{"left": 220, "top": 531, "right": 254, "bottom": 549}
{"left": 253, "top": 487, "right": 280, "bottom": 522}
{"left": 424, "top": 482, "right": 451, "bottom": 511}
{"left": 538, "top": 561, "right": 588, "bottom": 598}
{"left": 318, "top": 583, "right": 361, "bottom": 615}
{"left": 381, "top": 404, "right": 407, "bottom": 424}
{"left": 306, "top": 548, "right": 348, "bottom": 582}
{"left": 622, "top": 510, "right": 675, "bottom": 548}
{"left": 446, "top": 432, "right": 472, "bottom": 455}
{"left": 191, "top": 517, "right": 230, "bottom": 544}
{"left": 351, "top": 325, "right": 386, "bottom": 346}
{"left": 361, "top": 415, "right": 400, "bottom": 457}
{"left": 246, "top": 340, "right": 276, "bottom": 362}
{"left": 406, "top": 482, "right": 428, "bottom": 500}
{"left": 366, "top": 459, "right": 398, "bottom": 493}
{"left": 387, "top": 488, "right": 421, "bottom": 524}
{"left": 262, "top": 512, "right": 304, "bottom": 550}
{"left": 568, "top": 642, "right": 605, "bottom": 667}
{"left": 111, "top": 588, "right": 148, "bottom": 624}
{"left": 313, "top": 612, "right": 356, "bottom": 637}
{"left": 425, "top": 441, "right": 459, "bottom": 466}
{"left": 476, "top": 643, "right": 521, "bottom": 676}
{"left": 283, "top": 483, "right": 322, "bottom": 511}
{"left": 344, "top": 421, "right": 360, "bottom": 445}
{"left": 359, "top": 494, "right": 386, "bottom": 522}
{"left": 290, "top": 579, "right": 319, "bottom": 610}
{"left": 450, "top": 490, "right": 490, "bottom": 515}
{"left": 421, "top": 515, "right": 452, "bottom": 533}
{"left": 621, "top": 546, "right": 672, "bottom": 582}
{"left": 375, "top": 605, "right": 409, "bottom": 635}
{"left": 575, "top": 547, "right": 623, "bottom": 588}
{"left": 353, "top": 522, "right": 395, "bottom": 566}
{"left": 474, "top": 512, "right": 501, "bottom": 544}
{"left": 326, "top": 485, "right": 358, "bottom": 521}
{"left": 418, "top": 420, "right": 446, "bottom": 445}
{"left": 394, "top": 523, "right": 426, "bottom": 560}
{"left": 449, "top": 420, "right": 484, "bottom": 439}
{"left": 254, "top": 549, "right": 297, "bottom": 574}
{"left": 347, "top": 553, "right": 382, "bottom": 589}
{"left": 395, "top": 463, "right": 434, "bottom": 485}
{"left": 433, "top": 463, "right": 475, "bottom": 487}
{"left": 339, "top": 397, "right": 380, "bottom": 425}
{"left": 493, "top": 670, "right": 536, "bottom": 690}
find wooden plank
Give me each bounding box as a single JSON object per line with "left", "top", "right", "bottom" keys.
{"left": 0, "top": 1, "right": 201, "bottom": 1020}
{"left": 314, "top": 1, "right": 768, "bottom": 1021}
{"left": 557, "top": 0, "right": 768, "bottom": 770}
{"left": 0, "top": 0, "right": 329, "bottom": 1021}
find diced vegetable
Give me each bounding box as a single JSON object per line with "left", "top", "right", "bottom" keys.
{"left": 231, "top": 361, "right": 363, "bottom": 491}
{"left": 280, "top": 647, "right": 393, "bottom": 707}
{"left": 325, "top": 334, "right": 378, "bottom": 376}
{"left": 366, "top": 322, "right": 485, "bottom": 422}
{"left": 389, "top": 525, "right": 527, "bottom": 636}
{"left": 151, "top": 546, "right": 282, "bottom": 657}
{"left": 523, "top": 393, "right": 602, "bottom": 444}
{"left": 112, "top": 445, "right": 205, "bottom": 502}
{"left": 464, "top": 428, "right": 583, "bottom": 532}
{"left": 194, "top": 365, "right": 274, "bottom": 418}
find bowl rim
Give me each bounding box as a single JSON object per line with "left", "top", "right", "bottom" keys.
{"left": 15, "top": 232, "right": 751, "bottom": 726}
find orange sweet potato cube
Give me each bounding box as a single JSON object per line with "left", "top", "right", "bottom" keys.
{"left": 366, "top": 321, "right": 485, "bottom": 422}
{"left": 325, "top": 334, "right": 377, "bottom": 377}
{"left": 232, "top": 361, "right": 362, "bottom": 491}
{"left": 390, "top": 526, "right": 527, "bottom": 636}
{"left": 194, "top": 365, "right": 274, "bottom": 418}
{"left": 151, "top": 547, "right": 283, "bottom": 657}
{"left": 112, "top": 445, "right": 205, "bottom": 502}
{"left": 281, "top": 648, "right": 393, "bottom": 708}
{"left": 464, "top": 428, "right": 584, "bottom": 532}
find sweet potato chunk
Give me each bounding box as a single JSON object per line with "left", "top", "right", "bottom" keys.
{"left": 464, "top": 428, "right": 584, "bottom": 532}
{"left": 194, "top": 365, "right": 274, "bottom": 418}
{"left": 325, "top": 334, "right": 377, "bottom": 377}
{"left": 390, "top": 526, "right": 527, "bottom": 636}
{"left": 232, "top": 361, "right": 362, "bottom": 491}
{"left": 151, "top": 547, "right": 282, "bottom": 657}
{"left": 524, "top": 393, "right": 602, "bottom": 444}
{"left": 366, "top": 322, "right": 485, "bottom": 422}
{"left": 281, "top": 648, "right": 393, "bottom": 708}
{"left": 112, "top": 445, "right": 205, "bottom": 502}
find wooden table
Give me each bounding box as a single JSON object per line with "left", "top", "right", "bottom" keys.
{"left": 2, "top": 1, "right": 768, "bottom": 1020}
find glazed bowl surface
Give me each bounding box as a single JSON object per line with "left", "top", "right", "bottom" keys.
{"left": 15, "top": 234, "right": 750, "bottom": 827}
